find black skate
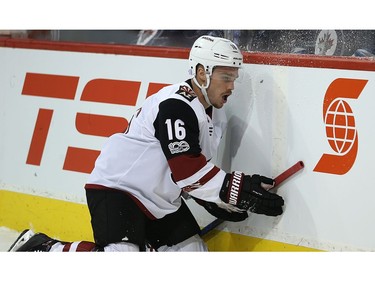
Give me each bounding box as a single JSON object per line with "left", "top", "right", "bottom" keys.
{"left": 8, "top": 229, "right": 57, "bottom": 252}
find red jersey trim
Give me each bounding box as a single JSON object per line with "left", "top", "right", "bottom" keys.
{"left": 199, "top": 166, "right": 221, "bottom": 185}
{"left": 168, "top": 154, "right": 207, "bottom": 182}
{"left": 182, "top": 166, "right": 221, "bottom": 192}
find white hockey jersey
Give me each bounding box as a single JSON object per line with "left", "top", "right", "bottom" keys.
{"left": 85, "top": 80, "right": 228, "bottom": 219}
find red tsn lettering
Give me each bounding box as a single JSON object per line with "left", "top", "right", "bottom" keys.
{"left": 75, "top": 113, "right": 128, "bottom": 137}
{"left": 146, "top": 82, "right": 170, "bottom": 98}
{"left": 65, "top": 78, "right": 140, "bottom": 173}
{"left": 81, "top": 79, "right": 140, "bottom": 105}
{"left": 23, "top": 72, "right": 166, "bottom": 174}
{"left": 63, "top": 147, "right": 101, "bottom": 174}
{"left": 22, "top": 73, "right": 79, "bottom": 100}
{"left": 26, "top": 109, "right": 54, "bottom": 166}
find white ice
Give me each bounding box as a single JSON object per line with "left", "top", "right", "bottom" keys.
{"left": 0, "top": 226, "right": 367, "bottom": 280}
{"left": 0, "top": 227, "right": 20, "bottom": 251}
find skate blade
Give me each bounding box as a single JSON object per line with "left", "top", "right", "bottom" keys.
{"left": 8, "top": 229, "right": 35, "bottom": 252}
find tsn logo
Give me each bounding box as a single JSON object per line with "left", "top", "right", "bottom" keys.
{"left": 23, "top": 72, "right": 169, "bottom": 174}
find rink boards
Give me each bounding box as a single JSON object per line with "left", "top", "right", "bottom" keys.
{"left": 1, "top": 38, "right": 375, "bottom": 251}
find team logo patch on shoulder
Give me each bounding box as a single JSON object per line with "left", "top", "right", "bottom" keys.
{"left": 175, "top": 85, "right": 197, "bottom": 101}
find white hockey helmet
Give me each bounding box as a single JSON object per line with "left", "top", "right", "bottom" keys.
{"left": 188, "top": 35, "right": 243, "bottom": 77}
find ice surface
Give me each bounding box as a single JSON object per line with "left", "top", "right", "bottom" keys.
{"left": 0, "top": 226, "right": 368, "bottom": 280}
{"left": 0, "top": 227, "right": 20, "bottom": 251}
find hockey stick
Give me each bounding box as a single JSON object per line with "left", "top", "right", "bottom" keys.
{"left": 273, "top": 161, "right": 304, "bottom": 187}
{"left": 199, "top": 218, "right": 225, "bottom": 237}
{"left": 199, "top": 160, "right": 305, "bottom": 237}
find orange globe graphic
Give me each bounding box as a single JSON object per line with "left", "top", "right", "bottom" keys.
{"left": 324, "top": 99, "right": 356, "bottom": 155}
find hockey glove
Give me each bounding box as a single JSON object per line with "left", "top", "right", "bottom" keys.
{"left": 220, "top": 171, "right": 284, "bottom": 216}
{"left": 192, "top": 197, "right": 248, "bottom": 222}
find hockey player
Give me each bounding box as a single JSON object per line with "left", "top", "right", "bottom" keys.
{"left": 9, "top": 35, "right": 284, "bottom": 252}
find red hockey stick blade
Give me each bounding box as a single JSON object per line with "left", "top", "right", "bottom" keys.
{"left": 273, "top": 160, "right": 304, "bottom": 188}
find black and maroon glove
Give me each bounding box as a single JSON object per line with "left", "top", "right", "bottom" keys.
{"left": 220, "top": 171, "right": 284, "bottom": 216}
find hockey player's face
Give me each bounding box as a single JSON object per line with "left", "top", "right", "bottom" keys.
{"left": 208, "top": 67, "right": 239, "bottom": 108}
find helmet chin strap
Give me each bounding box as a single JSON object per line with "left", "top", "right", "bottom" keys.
{"left": 193, "top": 74, "right": 212, "bottom": 107}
